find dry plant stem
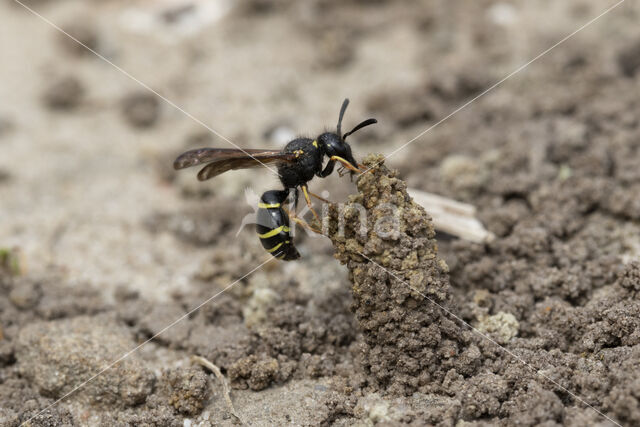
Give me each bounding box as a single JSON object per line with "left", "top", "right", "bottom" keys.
{"left": 191, "top": 355, "right": 243, "bottom": 424}
{"left": 408, "top": 188, "right": 495, "bottom": 244}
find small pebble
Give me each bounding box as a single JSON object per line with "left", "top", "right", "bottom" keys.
{"left": 8, "top": 280, "right": 41, "bottom": 310}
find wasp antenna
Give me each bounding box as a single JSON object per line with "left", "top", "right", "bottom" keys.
{"left": 337, "top": 98, "right": 350, "bottom": 136}
{"left": 343, "top": 118, "right": 377, "bottom": 140}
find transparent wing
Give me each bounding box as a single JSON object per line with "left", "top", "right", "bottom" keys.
{"left": 173, "top": 148, "right": 296, "bottom": 181}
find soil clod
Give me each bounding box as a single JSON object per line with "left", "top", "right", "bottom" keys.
{"left": 121, "top": 92, "right": 161, "bottom": 129}
{"left": 16, "top": 315, "right": 156, "bottom": 407}
{"left": 42, "top": 75, "right": 85, "bottom": 111}
{"left": 163, "top": 366, "right": 211, "bottom": 416}
{"left": 327, "top": 154, "right": 473, "bottom": 394}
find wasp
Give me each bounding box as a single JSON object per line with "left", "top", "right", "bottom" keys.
{"left": 174, "top": 99, "right": 377, "bottom": 260}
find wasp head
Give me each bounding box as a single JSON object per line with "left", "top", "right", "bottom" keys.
{"left": 318, "top": 131, "right": 358, "bottom": 170}
{"left": 318, "top": 98, "right": 377, "bottom": 172}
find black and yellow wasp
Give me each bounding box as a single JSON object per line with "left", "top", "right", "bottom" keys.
{"left": 173, "top": 99, "right": 376, "bottom": 260}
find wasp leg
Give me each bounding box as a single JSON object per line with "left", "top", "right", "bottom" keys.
{"left": 293, "top": 187, "right": 300, "bottom": 211}
{"left": 301, "top": 185, "right": 321, "bottom": 226}
{"left": 308, "top": 190, "right": 332, "bottom": 204}
{"left": 330, "top": 156, "right": 361, "bottom": 174}
{"left": 292, "top": 217, "right": 323, "bottom": 235}
{"left": 360, "top": 168, "right": 374, "bottom": 175}
{"left": 282, "top": 206, "right": 323, "bottom": 234}
{"left": 357, "top": 162, "right": 378, "bottom": 176}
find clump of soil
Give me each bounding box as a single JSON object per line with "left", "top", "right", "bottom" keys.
{"left": 327, "top": 154, "right": 474, "bottom": 395}
{"left": 0, "top": 271, "right": 223, "bottom": 425}
{"left": 121, "top": 92, "right": 161, "bottom": 129}
{"left": 42, "top": 75, "right": 85, "bottom": 111}
{"left": 58, "top": 21, "right": 101, "bottom": 57}
{"left": 162, "top": 367, "right": 211, "bottom": 416}
{"left": 16, "top": 314, "right": 156, "bottom": 407}
{"left": 617, "top": 38, "right": 640, "bottom": 77}
{"left": 229, "top": 354, "right": 280, "bottom": 391}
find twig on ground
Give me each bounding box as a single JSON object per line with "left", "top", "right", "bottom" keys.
{"left": 408, "top": 188, "right": 495, "bottom": 244}
{"left": 191, "top": 355, "right": 243, "bottom": 424}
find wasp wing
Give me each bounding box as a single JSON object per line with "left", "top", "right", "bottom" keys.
{"left": 173, "top": 148, "right": 296, "bottom": 181}
{"left": 173, "top": 148, "right": 283, "bottom": 169}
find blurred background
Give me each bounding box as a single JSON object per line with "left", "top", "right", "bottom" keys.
{"left": 1, "top": 1, "right": 640, "bottom": 424}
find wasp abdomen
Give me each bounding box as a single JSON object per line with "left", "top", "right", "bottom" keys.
{"left": 256, "top": 190, "right": 300, "bottom": 261}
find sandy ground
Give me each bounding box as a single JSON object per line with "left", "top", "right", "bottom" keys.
{"left": 1, "top": 0, "right": 640, "bottom": 426}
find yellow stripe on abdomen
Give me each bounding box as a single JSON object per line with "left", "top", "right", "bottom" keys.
{"left": 258, "top": 225, "right": 290, "bottom": 239}
{"left": 258, "top": 202, "right": 281, "bottom": 209}
{"left": 266, "top": 242, "right": 284, "bottom": 253}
